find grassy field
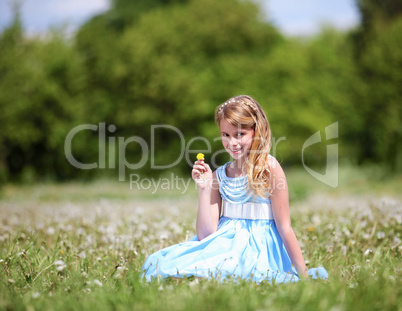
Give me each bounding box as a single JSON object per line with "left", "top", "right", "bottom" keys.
{"left": 0, "top": 165, "right": 401, "bottom": 310}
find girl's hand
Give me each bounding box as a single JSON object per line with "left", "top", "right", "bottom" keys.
{"left": 192, "top": 158, "right": 213, "bottom": 190}
{"left": 298, "top": 268, "right": 310, "bottom": 280}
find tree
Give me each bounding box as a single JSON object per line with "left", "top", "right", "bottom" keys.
{"left": 0, "top": 13, "right": 88, "bottom": 181}
{"left": 352, "top": 0, "right": 402, "bottom": 169}
{"left": 357, "top": 0, "right": 402, "bottom": 31}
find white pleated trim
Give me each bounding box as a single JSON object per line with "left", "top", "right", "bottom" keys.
{"left": 222, "top": 200, "right": 274, "bottom": 220}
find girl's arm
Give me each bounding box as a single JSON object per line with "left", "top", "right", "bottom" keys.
{"left": 269, "top": 158, "right": 309, "bottom": 278}
{"left": 192, "top": 160, "right": 221, "bottom": 240}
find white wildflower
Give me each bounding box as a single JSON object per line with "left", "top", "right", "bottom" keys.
{"left": 54, "top": 260, "right": 65, "bottom": 265}
{"left": 364, "top": 249, "right": 372, "bottom": 256}
{"left": 376, "top": 231, "right": 386, "bottom": 239}
{"left": 342, "top": 227, "right": 351, "bottom": 237}
{"left": 85, "top": 235, "right": 93, "bottom": 247}
{"left": 8, "top": 279, "right": 15, "bottom": 284}
{"left": 169, "top": 222, "right": 182, "bottom": 235}
{"left": 392, "top": 237, "right": 401, "bottom": 246}
{"left": 159, "top": 232, "right": 169, "bottom": 240}
{"left": 32, "top": 292, "right": 40, "bottom": 299}
{"left": 46, "top": 227, "right": 55, "bottom": 235}
{"left": 64, "top": 224, "right": 73, "bottom": 232}
{"left": 341, "top": 245, "right": 347, "bottom": 256}
{"left": 349, "top": 282, "right": 357, "bottom": 288}
{"left": 188, "top": 278, "right": 200, "bottom": 289}
{"left": 138, "top": 223, "right": 148, "bottom": 232}
{"left": 93, "top": 279, "right": 103, "bottom": 287}
{"left": 312, "top": 215, "right": 321, "bottom": 225}
{"left": 329, "top": 305, "right": 344, "bottom": 311}
{"left": 326, "top": 223, "right": 334, "bottom": 230}
{"left": 78, "top": 251, "right": 86, "bottom": 259}
{"left": 54, "top": 260, "right": 67, "bottom": 272}
{"left": 76, "top": 227, "right": 86, "bottom": 236}
{"left": 114, "top": 266, "right": 124, "bottom": 279}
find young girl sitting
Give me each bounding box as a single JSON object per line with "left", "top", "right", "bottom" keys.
{"left": 141, "top": 95, "right": 328, "bottom": 283}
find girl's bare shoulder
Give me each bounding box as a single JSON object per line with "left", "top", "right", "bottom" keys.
{"left": 267, "top": 154, "right": 279, "bottom": 169}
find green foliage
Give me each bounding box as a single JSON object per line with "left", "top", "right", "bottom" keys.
{"left": 74, "top": 0, "right": 282, "bottom": 178}
{"left": 0, "top": 21, "right": 89, "bottom": 181}
{"left": 0, "top": 0, "right": 401, "bottom": 182}
{"left": 361, "top": 20, "right": 402, "bottom": 168}
{"left": 351, "top": 4, "right": 402, "bottom": 169}
{"left": 357, "top": 0, "right": 402, "bottom": 31}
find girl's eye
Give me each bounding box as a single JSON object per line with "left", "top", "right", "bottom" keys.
{"left": 221, "top": 133, "right": 244, "bottom": 137}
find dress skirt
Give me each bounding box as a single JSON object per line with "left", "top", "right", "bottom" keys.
{"left": 141, "top": 216, "right": 328, "bottom": 284}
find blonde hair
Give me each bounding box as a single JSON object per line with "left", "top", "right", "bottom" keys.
{"left": 215, "top": 95, "right": 272, "bottom": 197}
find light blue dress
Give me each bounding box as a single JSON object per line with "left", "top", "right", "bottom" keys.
{"left": 141, "top": 161, "right": 328, "bottom": 283}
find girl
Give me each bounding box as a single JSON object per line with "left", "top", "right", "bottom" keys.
{"left": 141, "top": 95, "right": 328, "bottom": 283}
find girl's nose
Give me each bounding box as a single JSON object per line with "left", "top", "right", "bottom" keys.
{"left": 230, "top": 137, "right": 240, "bottom": 147}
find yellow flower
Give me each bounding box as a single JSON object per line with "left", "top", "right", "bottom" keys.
{"left": 196, "top": 153, "right": 204, "bottom": 161}
{"left": 61, "top": 250, "right": 65, "bottom": 255}
{"left": 307, "top": 226, "right": 315, "bottom": 232}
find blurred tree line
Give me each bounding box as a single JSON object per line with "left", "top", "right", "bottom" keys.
{"left": 0, "top": 0, "right": 401, "bottom": 183}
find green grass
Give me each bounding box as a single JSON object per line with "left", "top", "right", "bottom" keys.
{"left": 285, "top": 162, "right": 402, "bottom": 202}
{"left": 0, "top": 165, "right": 401, "bottom": 310}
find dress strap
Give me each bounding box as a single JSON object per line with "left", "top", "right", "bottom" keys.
{"left": 215, "top": 162, "right": 229, "bottom": 183}
{"left": 221, "top": 200, "right": 274, "bottom": 220}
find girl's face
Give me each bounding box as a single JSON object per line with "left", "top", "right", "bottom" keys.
{"left": 219, "top": 119, "right": 255, "bottom": 161}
